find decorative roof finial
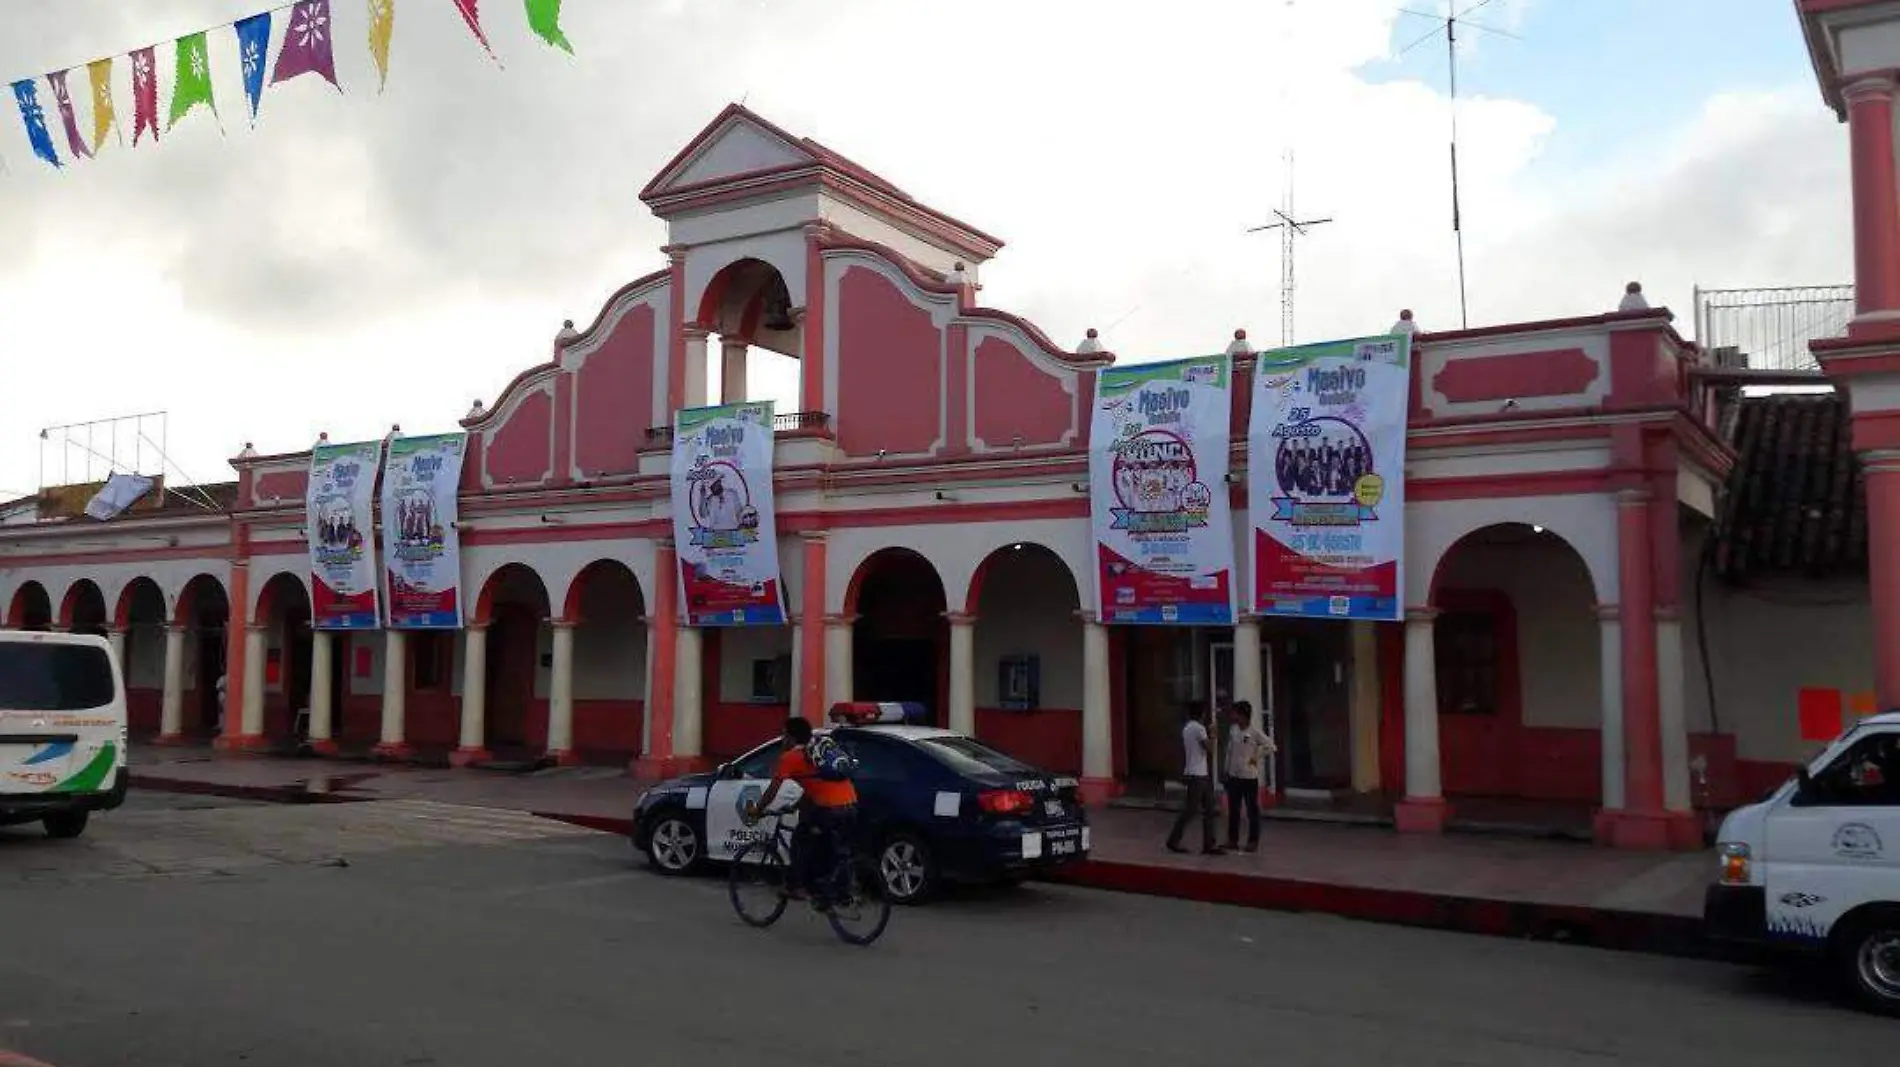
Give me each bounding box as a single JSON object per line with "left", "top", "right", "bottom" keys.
{"left": 1392, "top": 309, "right": 1419, "bottom": 336}
{"left": 1077, "top": 327, "right": 1104, "bottom": 356}
{"left": 1618, "top": 281, "right": 1649, "bottom": 312}
{"left": 1226, "top": 328, "right": 1255, "bottom": 357}
{"left": 466, "top": 399, "right": 487, "bottom": 420}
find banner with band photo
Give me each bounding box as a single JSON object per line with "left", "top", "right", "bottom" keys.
{"left": 1248, "top": 333, "right": 1411, "bottom": 621}
{"left": 671, "top": 401, "right": 787, "bottom": 626}
{"left": 380, "top": 432, "right": 467, "bottom": 629}
{"left": 306, "top": 438, "right": 382, "bottom": 630}
{"left": 1088, "top": 354, "right": 1237, "bottom": 625}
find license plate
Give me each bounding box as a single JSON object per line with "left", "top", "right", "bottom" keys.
{"left": 1051, "top": 837, "right": 1078, "bottom": 857}
{"left": 1043, "top": 799, "right": 1064, "bottom": 817}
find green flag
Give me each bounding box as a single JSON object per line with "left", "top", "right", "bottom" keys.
{"left": 525, "top": 0, "right": 573, "bottom": 53}
{"left": 167, "top": 32, "right": 217, "bottom": 130}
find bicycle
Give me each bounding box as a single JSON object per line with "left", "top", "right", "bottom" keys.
{"left": 728, "top": 806, "right": 891, "bottom": 946}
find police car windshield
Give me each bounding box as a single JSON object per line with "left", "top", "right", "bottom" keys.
{"left": 915, "top": 736, "right": 1036, "bottom": 777}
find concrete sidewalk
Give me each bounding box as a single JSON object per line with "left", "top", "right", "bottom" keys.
{"left": 126, "top": 744, "right": 1719, "bottom": 957}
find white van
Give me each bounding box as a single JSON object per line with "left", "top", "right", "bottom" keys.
{"left": 0, "top": 630, "right": 129, "bottom": 839}
{"left": 1706, "top": 710, "right": 1900, "bottom": 1015}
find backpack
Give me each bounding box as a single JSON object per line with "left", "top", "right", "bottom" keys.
{"left": 806, "top": 734, "right": 857, "bottom": 782}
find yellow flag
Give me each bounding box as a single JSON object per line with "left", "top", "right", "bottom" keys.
{"left": 368, "top": 0, "right": 396, "bottom": 92}
{"left": 87, "top": 57, "right": 118, "bottom": 151}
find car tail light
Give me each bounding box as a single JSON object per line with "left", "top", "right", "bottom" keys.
{"left": 977, "top": 789, "right": 1034, "bottom": 816}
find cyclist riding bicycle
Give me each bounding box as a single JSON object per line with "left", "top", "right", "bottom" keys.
{"left": 747, "top": 716, "right": 859, "bottom": 909}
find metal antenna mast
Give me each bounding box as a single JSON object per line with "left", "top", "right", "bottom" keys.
{"left": 1396, "top": 0, "right": 1520, "bottom": 330}
{"left": 1246, "top": 155, "right": 1333, "bottom": 348}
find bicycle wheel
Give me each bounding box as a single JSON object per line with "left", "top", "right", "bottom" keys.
{"left": 824, "top": 861, "right": 892, "bottom": 946}
{"left": 729, "top": 841, "right": 791, "bottom": 929}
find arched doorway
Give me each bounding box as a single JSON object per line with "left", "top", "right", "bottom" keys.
{"left": 1426, "top": 522, "right": 1604, "bottom": 804}
{"left": 59, "top": 580, "right": 107, "bottom": 636}
{"left": 967, "top": 542, "right": 1084, "bottom": 772}
{"left": 254, "top": 572, "right": 316, "bottom": 750}
{"left": 175, "top": 574, "right": 230, "bottom": 739}
{"left": 848, "top": 549, "right": 948, "bottom": 724}
{"left": 563, "top": 560, "right": 647, "bottom": 763}
{"left": 696, "top": 256, "right": 804, "bottom": 409}
{"left": 7, "top": 581, "right": 52, "bottom": 631}
{"left": 476, "top": 563, "right": 552, "bottom": 762}
{"left": 116, "top": 577, "right": 168, "bottom": 736}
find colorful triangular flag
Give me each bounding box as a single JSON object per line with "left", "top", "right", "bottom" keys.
{"left": 234, "top": 13, "right": 272, "bottom": 123}
{"left": 524, "top": 0, "right": 573, "bottom": 53}
{"left": 130, "top": 47, "right": 160, "bottom": 145}
{"left": 274, "top": 0, "right": 343, "bottom": 90}
{"left": 451, "top": 0, "right": 503, "bottom": 65}
{"left": 11, "top": 79, "right": 61, "bottom": 168}
{"left": 168, "top": 32, "right": 220, "bottom": 131}
{"left": 86, "top": 58, "right": 120, "bottom": 152}
{"left": 46, "top": 71, "right": 93, "bottom": 161}
{"left": 368, "top": 0, "right": 397, "bottom": 92}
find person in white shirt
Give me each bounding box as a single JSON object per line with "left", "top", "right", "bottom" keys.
{"left": 1223, "top": 700, "right": 1275, "bottom": 852}
{"left": 1166, "top": 705, "right": 1224, "bottom": 855}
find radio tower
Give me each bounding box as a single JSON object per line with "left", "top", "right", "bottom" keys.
{"left": 1247, "top": 0, "right": 1332, "bottom": 349}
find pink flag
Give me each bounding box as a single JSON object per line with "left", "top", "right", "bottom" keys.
{"left": 130, "top": 47, "right": 160, "bottom": 145}
{"left": 452, "top": 0, "right": 499, "bottom": 59}
{"left": 272, "top": 0, "right": 342, "bottom": 89}
{"left": 46, "top": 70, "right": 92, "bottom": 160}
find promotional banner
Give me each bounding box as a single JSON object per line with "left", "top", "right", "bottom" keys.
{"left": 1089, "top": 355, "right": 1237, "bottom": 625}
{"left": 1249, "top": 333, "right": 1411, "bottom": 621}
{"left": 306, "top": 439, "right": 382, "bottom": 630}
{"left": 380, "top": 432, "right": 467, "bottom": 629}
{"left": 672, "top": 401, "right": 787, "bottom": 626}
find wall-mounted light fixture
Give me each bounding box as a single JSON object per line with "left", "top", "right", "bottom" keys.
{"left": 935, "top": 491, "right": 960, "bottom": 503}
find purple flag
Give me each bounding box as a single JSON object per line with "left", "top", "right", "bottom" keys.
{"left": 46, "top": 70, "right": 92, "bottom": 160}
{"left": 272, "top": 0, "right": 341, "bottom": 90}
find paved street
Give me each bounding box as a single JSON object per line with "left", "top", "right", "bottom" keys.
{"left": 0, "top": 793, "right": 1888, "bottom": 1067}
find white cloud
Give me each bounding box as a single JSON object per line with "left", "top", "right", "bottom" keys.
{"left": 0, "top": 0, "right": 1850, "bottom": 497}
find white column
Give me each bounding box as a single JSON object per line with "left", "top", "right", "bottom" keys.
{"left": 1081, "top": 617, "right": 1112, "bottom": 782}
{"left": 721, "top": 339, "right": 749, "bottom": 404}
{"left": 548, "top": 621, "right": 576, "bottom": 756}
{"left": 947, "top": 613, "right": 976, "bottom": 736}
{"left": 106, "top": 627, "right": 127, "bottom": 667}
{"left": 241, "top": 625, "right": 267, "bottom": 738}
{"left": 456, "top": 624, "right": 488, "bottom": 754}
{"left": 1233, "top": 617, "right": 1265, "bottom": 728}
{"left": 788, "top": 621, "right": 803, "bottom": 712}
{"left": 1402, "top": 609, "right": 1442, "bottom": 802}
{"left": 823, "top": 615, "right": 854, "bottom": 709}
{"left": 683, "top": 327, "right": 710, "bottom": 409}
{"left": 674, "top": 625, "right": 703, "bottom": 759}
{"left": 309, "top": 630, "right": 335, "bottom": 747}
{"left": 160, "top": 624, "right": 185, "bottom": 738}
{"left": 1349, "top": 620, "right": 1383, "bottom": 793}
{"left": 1656, "top": 608, "right": 1691, "bottom": 812}
{"left": 1596, "top": 605, "right": 1625, "bottom": 810}
{"left": 379, "top": 629, "right": 407, "bottom": 750}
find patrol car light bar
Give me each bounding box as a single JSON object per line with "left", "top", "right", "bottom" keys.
{"left": 828, "top": 702, "right": 929, "bottom": 726}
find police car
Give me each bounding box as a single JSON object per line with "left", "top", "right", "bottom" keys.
{"left": 631, "top": 703, "right": 1092, "bottom": 904}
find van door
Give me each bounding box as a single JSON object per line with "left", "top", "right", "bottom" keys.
{"left": 0, "top": 636, "right": 124, "bottom": 795}
{"left": 1763, "top": 727, "right": 1900, "bottom": 947}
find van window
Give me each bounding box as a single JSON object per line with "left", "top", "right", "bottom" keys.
{"left": 1799, "top": 732, "right": 1900, "bottom": 808}
{"left": 0, "top": 643, "right": 116, "bottom": 711}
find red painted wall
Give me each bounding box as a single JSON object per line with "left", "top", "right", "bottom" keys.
{"left": 836, "top": 266, "right": 943, "bottom": 457}
{"left": 975, "top": 708, "right": 1082, "bottom": 775}
{"left": 484, "top": 388, "right": 555, "bottom": 485}
{"left": 706, "top": 702, "right": 786, "bottom": 761}
{"left": 574, "top": 699, "right": 644, "bottom": 761}
{"left": 971, "top": 337, "right": 1075, "bottom": 448}
{"left": 252, "top": 469, "right": 308, "bottom": 506}
{"left": 127, "top": 688, "right": 161, "bottom": 737}
{"left": 571, "top": 304, "right": 656, "bottom": 479}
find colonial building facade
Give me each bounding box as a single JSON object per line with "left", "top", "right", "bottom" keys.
{"left": 0, "top": 100, "right": 1882, "bottom": 850}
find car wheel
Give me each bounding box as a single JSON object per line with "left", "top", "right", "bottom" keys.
{"left": 645, "top": 815, "right": 702, "bottom": 875}
{"left": 43, "top": 810, "right": 89, "bottom": 840}
{"left": 877, "top": 833, "right": 937, "bottom": 905}
{"left": 1839, "top": 911, "right": 1900, "bottom": 1017}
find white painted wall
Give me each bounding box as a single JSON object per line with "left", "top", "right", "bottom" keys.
{"left": 825, "top": 518, "right": 1091, "bottom": 617}
{"left": 1434, "top": 533, "right": 1602, "bottom": 730}
{"left": 574, "top": 611, "right": 646, "bottom": 700}
{"left": 1404, "top": 493, "right": 1619, "bottom": 608}
{"left": 972, "top": 549, "right": 1084, "bottom": 709}
{"left": 718, "top": 625, "right": 794, "bottom": 703}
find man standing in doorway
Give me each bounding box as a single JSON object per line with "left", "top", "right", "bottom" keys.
{"left": 1166, "top": 705, "right": 1223, "bottom": 856}
{"left": 1223, "top": 700, "right": 1273, "bottom": 852}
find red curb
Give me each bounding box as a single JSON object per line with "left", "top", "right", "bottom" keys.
{"left": 128, "top": 773, "right": 361, "bottom": 805}
{"left": 0, "top": 1047, "right": 60, "bottom": 1067}
{"left": 532, "top": 812, "right": 634, "bottom": 836}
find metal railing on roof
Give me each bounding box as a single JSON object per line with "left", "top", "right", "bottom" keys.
{"left": 1693, "top": 284, "right": 1854, "bottom": 373}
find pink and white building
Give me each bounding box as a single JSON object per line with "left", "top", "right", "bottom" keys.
{"left": 0, "top": 65, "right": 1891, "bottom": 849}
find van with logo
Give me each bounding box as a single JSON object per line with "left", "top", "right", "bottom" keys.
{"left": 1705, "top": 710, "right": 1900, "bottom": 1015}
{"left": 0, "top": 630, "right": 129, "bottom": 839}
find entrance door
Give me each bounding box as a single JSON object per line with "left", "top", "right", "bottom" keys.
{"left": 1278, "top": 627, "right": 1352, "bottom": 795}
{"left": 486, "top": 605, "right": 537, "bottom": 752}
{"left": 853, "top": 636, "right": 938, "bottom": 722}
{"left": 1434, "top": 602, "right": 1515, "bottom": 797}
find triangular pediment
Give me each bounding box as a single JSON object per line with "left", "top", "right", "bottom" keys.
{"left": 641, "top": 105, "right": 821, "bottom": 200}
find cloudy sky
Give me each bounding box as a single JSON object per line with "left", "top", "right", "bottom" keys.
{"left": 0, "top": 0, "right": 1848, "bottom": 498}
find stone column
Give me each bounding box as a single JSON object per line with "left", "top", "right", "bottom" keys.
{"left": 158, "top": 624, "right": 186, "bottom": 743}
{"left": 1616, "top": 491, "right": 1664, "bottom": 831}
{"left": 720, "top": 338, "right": 749, "bottom": 405}
{"left": 1396, "top": 607, "right": 1447, "bottom": 833}
{"left": 1594, "top": 604, "right": 1625, "bottom": 813}
{"left": 800, "top": 222, "right": 829, "bottom": 416}
{"left": 1868, "top": 457, "right": 1900, "bottom": 708}
{"left": 673, "top": 624, "right": 703, "bottom": 763}
{"left": 798, "top": 533, "right": 829, "bottom": 720}
{"left": 636, "top": 541, "right": 680, "bottom": 777}
{"left": 548, "top": 620, "right": 578, "bottom": 764}
{"left": 788, "top": 622, "right": 803, "bottom": 715}
{"left": 106, "top": 627, "right": 127, "bottom": 667}
{"left": 238, "top": 624, "right": 267, "bottom": 742}
{"left": 449, "top": 623, "right": 488, "bottom": 765}
{"left": 682, "top": 326, "right": 710, "bottom": 409}
{"left": 1348, "top": 619, "right": 1383, "bottom": 794}
{"left": 823, "top": 614, "right": 854, "bottom": 709}
{"left": 309, "top": 629, "right": 337, "bottom": 755}
{"left": 1845, "top": 77, "right": 1900, "bottom": 319}
{"left": 1232, "top": 616, "right": 1265, "bottom": 728}
{"left": 946, "top": 612, "right": 976, "bottom": 737}
{"left": 373, "top": 629, "right": 411, "bottom": 760}
{"left": 1079, "top": 614, "right": 1116, "bottom": 804}
{"left": 1655, "top": 606, "right": 1692, "bottom": 814}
